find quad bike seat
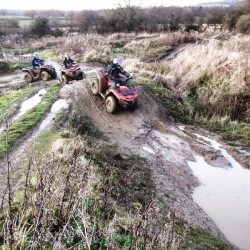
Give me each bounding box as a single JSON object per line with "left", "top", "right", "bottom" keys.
{"left": 118, "top": 86, "right": 135, "bottom": 96}
{"left": 67, "top": 66, "right": 78, "bottom": 71}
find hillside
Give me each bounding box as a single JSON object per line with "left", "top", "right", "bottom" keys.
{"left": 0, "top": 32, "right": 249, "bottom": 249}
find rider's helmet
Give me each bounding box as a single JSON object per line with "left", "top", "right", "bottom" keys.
{"left": 65, "top": 52, "right": 70, "bottom": 59}
{"left": 113, "top": 58, "right": 122, "bottom": 66}
{"left": 34, "top": 52, "right": 39, "bottom": 58}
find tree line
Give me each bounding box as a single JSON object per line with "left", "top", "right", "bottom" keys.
{"left": 0, "top": 1, "right": 250, "bottom": 37}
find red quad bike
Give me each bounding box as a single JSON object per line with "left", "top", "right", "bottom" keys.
{"left": 60, "top": 64, "right": 85, "bottom": 84}
{"left": 22, "top": 64, "right": 57, "bottom": 83}
{"left": 90, "top": 68, "right": 138, "bottom": 113}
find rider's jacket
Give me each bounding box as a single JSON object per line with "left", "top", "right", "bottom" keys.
{"left": 107, "top": 63, "right": 130, "bottom": 80}
{"left": 32, "top": 57, "right": 44, "bottom": 68}
{"left": 63, "top": 57, "right": 74, "bottom": 68}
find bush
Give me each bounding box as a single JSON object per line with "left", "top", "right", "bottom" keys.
{"left": 31, "top": 17, "right": 51, "bottom": 37}
{"left": 236, "top": 15, "right": 250, "bottom": 34}
{"left": 51, "top": 28, "right": 64, "bottom": 37}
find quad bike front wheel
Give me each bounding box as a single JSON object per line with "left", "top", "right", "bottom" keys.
{"left": 61, "top": 74, "right": 69, "bottom": 84}
{"left": 131, "top": 99, "right": 138, "bottom": 111}
{"left": 82, "top": 72, "right": 86, "bottom": 79}
{"left": 24, "top": 72, "right": 33, "bottom": 83}
{"left": 91, "top": 79, "right": 99, "bottom": 95}
{"left": 106, "top": 95, "right": 117, "bottom": 113}
{"left": 41, "top": 71, "right": 49, "bottom": 81}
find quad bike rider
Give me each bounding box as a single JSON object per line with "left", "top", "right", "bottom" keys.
{"left": 60, "top": 53, "right": 85, "bottom": 84}
{"left": 22, "top": 52, "right": 57, "bottom": 83}
{"left": 90, "top": 58, "right": 138, "bottom": 113}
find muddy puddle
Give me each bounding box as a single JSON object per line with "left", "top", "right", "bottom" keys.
{"left": 0, "top": 88, "right": 46, "bottom": 133}
{"left": 142, "top": 144, "right": 155, "bottom": 155}
{"left": 142, "top": 127, "right": 250, "bottom": 250}
{"left": 13, "top": 88, "right": 47, "bottom": 121}
{"left": 0, "top": 70, "right": 25, "bottom": 87}
{"left": 39, "top": 99, "right": 68, "bottom": 131}
{"left": 188, "top": 134, "right": 250, "bottom": 250}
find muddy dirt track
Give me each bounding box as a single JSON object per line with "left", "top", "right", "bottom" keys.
{"left": 1, "top": 68, "right": 250, "bottom": 248}
{"left": 60, "top": 77, "right": 233, "bottom": 239}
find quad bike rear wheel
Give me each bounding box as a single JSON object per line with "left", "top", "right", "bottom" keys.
{"left": 91, "top": 79, "right": 99, "bottom": 95}
{"left": 106, "top": 95, "right": 117, "bottom": 113}
{"left": 41, "top": 71, "right": 49, "bottom": 81}
{"left": 61, "top": 74, "right": 69, "bottom": 84}
{"left": 24, "top": 72, "right": 33, "bottom": 83}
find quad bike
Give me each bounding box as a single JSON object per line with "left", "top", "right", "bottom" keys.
{"left": 22, "top": 63, "right": 57, "bottom": 83}
{"left": 90, "top": 68, "right": 138, "bottom": 113}
{"left": 60, "top": 64, "right": 85, "bottom": 84}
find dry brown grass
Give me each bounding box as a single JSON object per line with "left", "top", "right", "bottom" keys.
{"left": 0, "top": 132, "right": 192, "bottom": 249}
{"left": 156, "top": 32, "right": 200, "bottom": 46}
{"left": 169, "top": 34, "right": 250, "bottom": 95}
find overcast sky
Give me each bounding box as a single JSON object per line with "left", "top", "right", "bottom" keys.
{"left": 0, "top": 0, "right": 221, "bottom": 11}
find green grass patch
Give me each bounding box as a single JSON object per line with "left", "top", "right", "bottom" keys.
{"left": 93, "top": 145, "right": 154, "bottom": 208}
{"left": 114, "top": 232, "right": 132, "bottom": 249}
{"left": 40, "top": 49, "right": 57, "bottom": 61}
{"left": 32, "top": 130, "right": 60, "bottom": 156}
{"left": 168, "top": 218, "right": 233, "bottom": 249}
{"left": 188, "top": 226, "right": 233, "bottom": 249}
{"left": 144, "top": 84, "right": 188, "bottom": 122}
{"left": 0, "top": 61, "right": 28, "bottom": 74}
{"left": 194, "top": 116, "right": 250, "bottom": 146}
{"left": 0, "top": 84, "right": 61, "bottom": 158}
{"left": 189, "top": 73, "right": 231, "bottom": 105}
{"left": 0, "top": 87, "right": 38, "bottom": 121}
{"left": 70, "top": 111, "right": 106, "bottom": 142}
{"left": 19, "top": 19, "right": 32, "bottom": 28}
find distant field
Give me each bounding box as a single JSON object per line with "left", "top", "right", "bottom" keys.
{"left": 19, "top": 19, "right": 32, "bottom": 27}
{"left": 0, "top": 15, "right": 31, "bottom": 19}
{"left": 0, "top": 15, "right": 32, "bottom": 27}
{"left": 0, "top": 15, "right": 68, "bottom": 28}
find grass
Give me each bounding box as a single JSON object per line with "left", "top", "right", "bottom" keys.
{"left": 144, "top": 84, "right": 188, "bottom": 122}
{"left": 188, "top": 226, "right": 233, "bottom": 249}
{"left": 69, "top": 111, "right": 106, "bottom": 142}
{"left": 0, "top": 87, "right": 38, "bottom": 121}
{"left": 40, "top": 49, "right": 58, "bottom": 61}
{"left": 195, "top": 116, "right": 250, "bottom": 146}
{"left": 93, "top": 145, "right": 154, "bottom": 208}
{"left": 0, "top": 61, "right": 28, "bottom": 74}
{"left": 0, "top": 32, "right": 245, "bottom": 248}
{"left": 32, "top": 130, "right": 61, "bottom": 156}
{"left": 18, "top": 19, "right": 32, "bottom": 28}
{"left": 0, "top": 115, "right": 233, "bottom": 249}
{"left": 0, "top": 83, "right": 61, "bottom": 158}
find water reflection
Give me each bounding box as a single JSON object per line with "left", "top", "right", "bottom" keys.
{"left": 189, "top": 134, "right": 250, "bottom": 250}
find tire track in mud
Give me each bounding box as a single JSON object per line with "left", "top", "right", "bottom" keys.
{"left": 0, "top": 82, "right": 68, "bottom": 202}
{"left": 67, "top": 79, "right": 226, "bottom": 237}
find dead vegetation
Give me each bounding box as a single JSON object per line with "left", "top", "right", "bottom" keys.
{"left": 0, "top": 118, "right": 231, "bottom": 249}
